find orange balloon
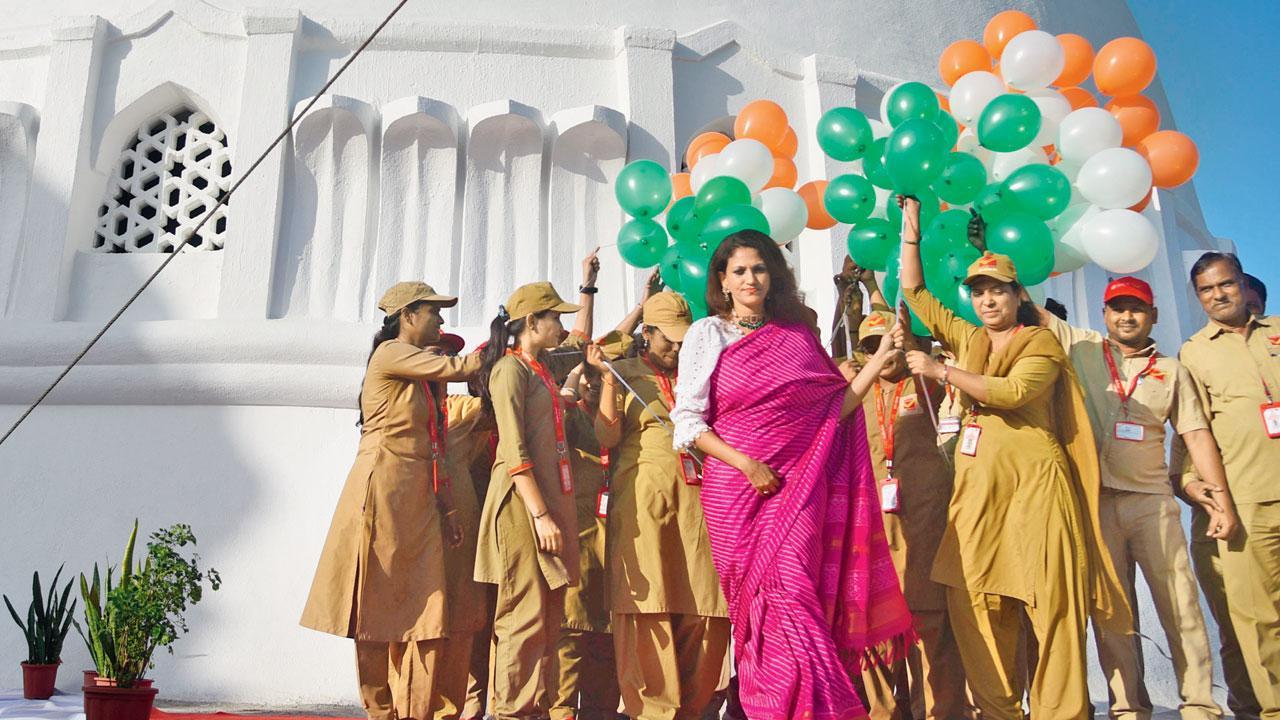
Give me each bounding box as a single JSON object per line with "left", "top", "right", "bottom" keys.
{"left": 765, "top": 157, "right": 798, "bottom": 190}
{"left": 774, "top": 126, "right": 799, "bottom": 158}
{"left": 1129, "top": 188, "right": 1152, "bottom": 212}
{"left": 1094, "top": 37, "right": 1157, "bottom": 97}
{"left": 983, "top": 10, "right": 1037, "bottom": 58}
{"left": 685, "top": 132, "right": 730, "bottom": 170}
{"left": 1106, "top": 95, "right": 1161, "bottom": 146}
{"left": 1059, "top": 86, "right": 1099, "bottom": 110}
{"left": 938, "top": 39, "right": 992, "bottom": 86}
{"left": 937, "top": 93, "right": 951, "bottom": 113}
{"left": 672, "top": 172, "right": 692, "bottom": 200}
{"left": 1055, "top": 34, "right": 1095, "bottom": 87}
{"left": 798, "top": 180, "right": 836, "bottom": 229}
{"left": 1137, "top": 130, "right": 1199, "bottom": 188}
{"left": 734, "top": 99, "right": 790, "bottom": 151}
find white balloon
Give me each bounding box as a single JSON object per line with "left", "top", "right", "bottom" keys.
{"left": 868, "top": 183, "right": 894, "bottom": 220}
{"left": 753, "top": 187, "right": 809, "bottom": 244}
{"left": 718, "top": 139, "right": 774, "bottom": 193}
{"left": 1047, "top": 203, "right": 1100, "bottom": 273}
{"left": 950, "top": 71, "right": 1005, "bottom": 127}
{"left": 1081, "top": 209, "right": 1160, "bottom": 273}
{"left": 990, "top": 146, "right": 1048, "bottom": 182}
{"left": 880, "top": 82, "right": 904, "bottom": 126}
{"left": 868, "top": 118, "right": 891, "bottom": 140}
{"left": 1000, "top": 30, "right": 1066, "bottom": 91}
{"left": 1076, "top": 147, "right": 1153, "bottom": 209}
{"left": 689, "top": 153, "right": 721, "bottom": 194}
{"left": 1026, "top": 89, "right": 1072, "bottom": 147}
{"left": 1058, "top": 107, "right": 1123, "bottom": 164}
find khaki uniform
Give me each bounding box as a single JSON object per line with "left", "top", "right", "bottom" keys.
{"left": 551, "top": 406, "right": 620, "bottom": 720}
{"left": 1179, "top": 316, "right": 1280, "bottom": 716}
{"left": 474, "top": 336, "right": 585, "bottom": 719}
{"left": 597, "top": 357, "right": 729, "bottom": 720}
{"left": 1045, "top": 315, "right": 1221, "bottom": 719}
{"left": 434, "top": 395, "right": 495, "bottom": 720}
{"left": 858, "top": 377, "right": 969, "bottom": 720}
{"left": 903, "top": 286, "right": 1130, "bottom": 720}
{"left": 301, "top": 341, "right": 480, "bottom": 720}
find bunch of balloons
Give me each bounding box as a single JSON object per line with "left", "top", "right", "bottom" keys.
{"left": 810, "top": 9, "right": 1199, "bottom": 327}
{"left": 614, "top": 100, "right": 809, "bottom": 317}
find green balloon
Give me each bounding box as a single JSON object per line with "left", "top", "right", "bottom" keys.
{"left": 694, "top": 176, "right": 751, "bottom": 220}
{"left": 700, "top": 204, "right": 771, "bottom": 247}
{"left": 659, "top": 245, "right": 684, "bottom": 293}
{"left": 615, "top": 159, "right": 672, "bottom": 219}
{"left": 862, "top": 138, "right": 893, "bottom": 189}
{"left": 974, "top": 182, "right": 1016, "bottom": 223}
{"left": 617, "top": 218, "right": 669, "bottom": 268}
{"left": 934, "top": 111, "right": 960, "bottom": 152}
{"left": 977, "top": 94, "right": 1042, "bottom": 153}
{"left": 886, "top": 82, "right": 941, "bottom": 128}
{"left": 824, "top": 174, "right": 878, "bottom": 224}
{"left": 817, "top": 107, "right": 874, "bottom": 162}
{"left": 985, "top": 212, "right": 1055, "bottom": 286}
{"left": 887, "top": 187, "right": 940, "bottom": 228}
{"left": 1001, "top": 165, "right": 1072, "bottom": 221}
{"left": 665, "top": 196, "right": 701, "bottom": 245}
{"left": 879, "top": 247, "right": 932, "bottom": 335}
{"left": 922, "top": 208, "right": 974, "bottom": 257}
{"left": 924, "top": 245, "right": 982, "bottom": 326}
{"left": 885, "top": 118, "right": 948, "bottom": 194}
{"left": 950, "top": 282, "right": 982, "bottom": 325}
{"left": 933, "top": 152, "right": 988, "bottom": 205}
{"left": 678, "top": 250, "right": 711, "bottom": 309}
{"left": 846, "top": 218, "right": 900, "bottom": 272}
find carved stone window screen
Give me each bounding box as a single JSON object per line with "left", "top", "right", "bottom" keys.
{"left": 93, "top": 107, "right": 232, "bottom": 253}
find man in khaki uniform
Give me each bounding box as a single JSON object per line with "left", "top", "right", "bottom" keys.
{"left": 854, "top": 310, "right": 970, "bottom": 720}
{"left": 586, "top": 292, "right": 730, "bottom": 720}
{"left": 1178, "top": 252, "right": 1280, "bottom": 718}
{"left": 1037, "top": 276, "right": 1233, "bottom": 719}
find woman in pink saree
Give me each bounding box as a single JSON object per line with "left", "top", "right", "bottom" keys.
{"left": 671, "top": 230, "right": 915, "bottom": 720}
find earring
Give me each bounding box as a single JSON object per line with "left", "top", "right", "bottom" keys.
{"left": 723, "top": 289, "right": 732, "bottom": 302}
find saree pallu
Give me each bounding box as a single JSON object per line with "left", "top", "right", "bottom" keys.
{"left": 700, "top": 321, "right": 914, "bottom": 720}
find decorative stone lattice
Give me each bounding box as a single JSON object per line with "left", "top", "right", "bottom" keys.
{"left": 93, "top": 107, "right": 232, "bottom": 253}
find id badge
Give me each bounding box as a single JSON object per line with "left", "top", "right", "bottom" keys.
{"left": 559, "top": 459, "right": 574, "bottom": 494}
{"left": 595, "top": 489, "right": 610, "bottom": 518}
{"left": 1113, "top": 421, "right": 1145, "bottom": 442}
{"left": 679, "top": 453, "right": 702, "bottom": 486}
{"left": 960, "top": 424, "right": 982, "bottom": 457}
{"left": 1263, "top": 403, "right": 1280, "bottom": 439}
{"left": 938, "top": 417, "right": 962, "bottom": 435}
{"left": 880, "top": 477, "right": 900, "bottom": 514}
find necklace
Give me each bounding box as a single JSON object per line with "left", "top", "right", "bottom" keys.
{"left": 733, "top": 309, "right": 768, "bottom": 330}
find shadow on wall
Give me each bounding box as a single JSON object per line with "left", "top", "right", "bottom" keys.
{"left": 672, "top": 42, "right": 744, "bottom": 156}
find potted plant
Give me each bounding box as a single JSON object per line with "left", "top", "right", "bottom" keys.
{"left": 75, "top": 521, "right": 220, "bottom": 720}
{"left": 3, "top": 566, "right": 77, "bottom": 699}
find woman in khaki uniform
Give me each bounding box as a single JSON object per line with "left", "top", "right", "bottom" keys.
{"left": 897, "top": 197, "right": 1130, "bottom": 720}
{"left": 586, "top": 291, "right": 730, "bottom": 720}
{"left": 301, "top": 282, "right": 482, "bottom": 720}
{"left": 474, "top": 257, "right": 598, "bottom": 719}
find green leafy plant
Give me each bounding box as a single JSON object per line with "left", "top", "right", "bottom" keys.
{"left": 4, "top": 565, "right": 77, "bottom": 665}
{"left": 75, "top": 521, "right": 221, "bottom": 687}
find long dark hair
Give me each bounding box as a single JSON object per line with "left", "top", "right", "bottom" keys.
{"left": 1010, "top": 282, "right": 1040, "bottom": 328}
{"left": 476, "top": 307, "right": 554, "bottom": 415}
{"left": 706, "top": 229, "right": 810, "bottom": 326}
{"left": 357, "top": 299, "right": 427, "bottom": 426}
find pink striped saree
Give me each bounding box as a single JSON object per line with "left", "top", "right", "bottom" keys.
{"left": 701, "top": 320, "right": 913, "bottom": 720}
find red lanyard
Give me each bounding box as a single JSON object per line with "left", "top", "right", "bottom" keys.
{"left": 874, "top": 380, "right": 907, "bottom": 475}
{"left": 578, "top": 399, "right": 612, "bottom": 490}
{"left": 1101, "top": 342, "right": 1158, "bottom": 419}
{"left": 510, "top": 349, "right": 574, "bottom": 494}
{"left": 420, "top": 381, "right": 450, "bottom": 493}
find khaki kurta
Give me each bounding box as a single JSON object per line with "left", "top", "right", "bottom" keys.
{"left": 596, "top": 357, "right": 727, "bottom": 618}
{"left": 563, "top": 406, "right": 611, "bottom": 633}
{"left": 301, "top": 341, "right": 480, "bottom": 642}
{"left": 441, "top": 395, "right": 493, "bottom": 636}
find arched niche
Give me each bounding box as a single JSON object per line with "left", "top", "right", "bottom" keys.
{"left": 0, "top": 102, "right": 39, "bottom": 315}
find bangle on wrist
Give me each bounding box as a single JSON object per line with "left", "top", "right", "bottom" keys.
{"left": 532, "top": 509, "right": 549, "bottom": 520}
{"left": 579, "top": 285, "right": 598, "bottom": 295}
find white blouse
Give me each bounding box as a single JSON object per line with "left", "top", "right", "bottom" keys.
{"left": 671, "top": 316, "right": 744, "bottom": 450}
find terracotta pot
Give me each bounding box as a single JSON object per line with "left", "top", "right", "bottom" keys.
{"left": 90, "top": 676, "right": 153, "bottom": 688}
{"left": 83, "top": 670, "right": 98, "bottom": 688}
{"left": 21, "top": 662, "right": 60, "bottom": 700}
{"left": 82, "top": 683, "right": 158, "bottom": 720}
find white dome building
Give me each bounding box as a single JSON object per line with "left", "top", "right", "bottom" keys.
{"left": 0, "top": 0, "right": 1228, "bottom": 709}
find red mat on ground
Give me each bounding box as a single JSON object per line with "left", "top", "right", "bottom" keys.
{"left": 151, "top": 711, "right": 360, "bottom": 720}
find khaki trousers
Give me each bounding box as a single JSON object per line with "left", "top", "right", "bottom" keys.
{"left": 550, "top": 629, "right": 619, "bottom": 720}
{"left": 859, "top": 608, "right": 971, "bottom": 720}
{"left": 463, "top": 626, "right": 491, "bottom": 719}
{"left": 612, "top": 613, "right": 730, "bottom": 720}
{"left": 1218, "top": 500, "right": 1280, "bottom": 718}
{"left": 356, "top": 639, "right": 444, "bottom": 720}
{"left": 947, "top": 583, "right": 1090, "bottom": 720}
{"left": 1094, "top": 492, "right": 1221, "bottom": 719}
{"left": 432, "top": 633, "right": 475, "bottom": 720}
{"left": 1190, "top": 507, "right": 1260, "bottom": 720}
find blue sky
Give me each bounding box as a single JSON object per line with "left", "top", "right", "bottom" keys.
{"left": 1128, "top": 0, "right": 1280, "bottom": 306}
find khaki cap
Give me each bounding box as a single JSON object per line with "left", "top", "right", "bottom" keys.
{"left": 857, "top": 310, "right": 896, "bottom": 339}
{"left": 594, "top": 330, "right": 635, "bottom": 361}
{"left": 504, "top": 281, "right": 581, "bottom": 320}
{"left": 963, "top": 251, "right": 1018, "bottom": 286}
{"left": 377, "top": 281, "right": 458, "bottom": 315}
{"left": 643, "top": 291, "right": 693, "bottom": 342}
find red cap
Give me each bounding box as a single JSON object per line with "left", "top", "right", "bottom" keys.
{"left": 1103, "top": 276, "right": 1154, "bottom": 306}
{"left": 437, "top": 333, "right": 466, "bottom": 355}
